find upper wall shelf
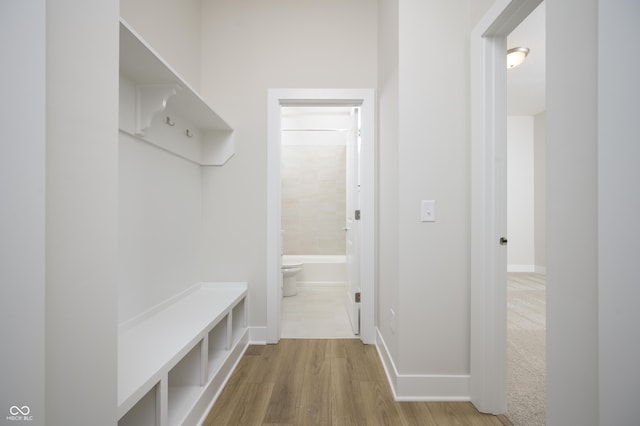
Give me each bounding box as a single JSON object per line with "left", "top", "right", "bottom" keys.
{"left": 119, "top": 19, "right": 234, "bottom": 166}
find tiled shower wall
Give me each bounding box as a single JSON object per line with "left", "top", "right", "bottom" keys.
{"left": 281, "top": 145, "right": 346, "bottom": 255}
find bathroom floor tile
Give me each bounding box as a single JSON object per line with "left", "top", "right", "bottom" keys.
{"left": 280, "top": 286, "right": 357, "bottom": 339}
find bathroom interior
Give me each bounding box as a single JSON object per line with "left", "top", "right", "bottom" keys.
{"left": 279, "top": 105, "right": 357, "bottom": 339}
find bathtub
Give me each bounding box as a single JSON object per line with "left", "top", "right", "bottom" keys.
{"left": 282, "top": 255, "right": 347, "bottom": 286}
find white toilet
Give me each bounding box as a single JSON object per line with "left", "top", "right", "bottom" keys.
{"left": 281, "top": 262, "right": 303, "bottom": 296}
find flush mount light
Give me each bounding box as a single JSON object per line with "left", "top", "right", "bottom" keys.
{"left": 507, "top": 47, "right": 530, "bottom": 68}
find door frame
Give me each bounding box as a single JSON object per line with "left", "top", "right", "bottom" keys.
{"left": 266, "top": 88, "right": 376, "bottom": 344}
{"left": 470, "top": 0, "right": 542, "bottom": 414}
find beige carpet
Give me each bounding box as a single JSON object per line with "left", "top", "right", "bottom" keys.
{"left": 507, "top": 272, "right": 546, "bottom": 426}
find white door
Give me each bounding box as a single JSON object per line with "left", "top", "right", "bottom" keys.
{"left": 345, "top": 107, "right": 361, "bottom": 335}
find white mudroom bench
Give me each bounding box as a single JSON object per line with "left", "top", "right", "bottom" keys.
{"left": 117, "top": 282, "right": 248, "bottom": 426}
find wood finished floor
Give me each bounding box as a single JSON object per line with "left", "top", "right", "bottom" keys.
{"left": 203, "top": 339, "right": 508, "bottom": 425}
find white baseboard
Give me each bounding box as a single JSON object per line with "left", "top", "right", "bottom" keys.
{"left": 249, "top": 326, "right": 267, "bottom": 344}
{"left": 375, "top": 329, "right": 470, "bottom": 401}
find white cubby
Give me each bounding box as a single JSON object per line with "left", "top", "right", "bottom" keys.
{"left": 168, "top": 342, "right": 205, "bottom": 425}
{"left": 118, "top": 384, "right": 158, "bottom": 426}
{"left": 231, "top": 298, "right": 247, "bottom": 346}
{"left": 207, "top": 318, "right": 229, "bottom": 379}
{"left": 117, "top": 283, "right": 248, "bottom": 426}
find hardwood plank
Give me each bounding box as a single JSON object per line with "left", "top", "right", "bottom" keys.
{"left": 297, "top": 340, "right": 332, "bottom": 425}
{"left": 230, "top": 382, "right": 274, "bottom": 425}
{"left": 359, "top": 381, "right": 404, "bottom": 426}
{"left": 331, "top": 356, "right": 367, "bottom": 425}
{"left": 263, "top": 340, "right": 306, "bottom": 424}
{"left": 344, "top": 339, "right": 383, "bottom": 382}
{"left": 202, "top": 339, "right": 505, "bottom": 426}
{"left": 397, "top": 401, "right": 439, "bottom": 425}
{"left": 455, "top": 402, "right": 505, "bottom": 426}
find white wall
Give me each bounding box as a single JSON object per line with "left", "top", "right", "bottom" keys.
{"left": 507, "top": 116, "right": 535, "bottom": 271}
{"left": 597, "top": 0, "right": 640, "bottom": 423}
{"left": 396, "top": 0, "right": 472, "bottom": 376}
{"left": 506, "top": 114, "right": 547, "bottom": 273}
{"left": 199, "top": 0, "right": 378, "bottom": 327}
{"left": 376, "top": 0, "right": 400, "bottom": 364}
{"left": 533, "top": 111, "right": 546, "bottom": 271}
{"left": 45, "top": 0, "right": 119, "bottom": 424}
{"left": 376, "top": 0, "right": 497, "bottom": 397}
{"left": 118, "top": 133, "right": 203, "bottom": 323}
{"left": 0, "top": 2, "right": 46, "bottom": 423}
{"left": 117, "top": 0, "right": 214, "bottom": 323}
{"left": 120, "top": 0, "right": 202, "bottom": 90}
{"left": 546, "top": 0, "right": 599, "bottom": 423}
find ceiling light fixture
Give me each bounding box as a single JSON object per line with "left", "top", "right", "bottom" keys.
{"left": 507, "top": 47, "right": 530, "bottom": 69}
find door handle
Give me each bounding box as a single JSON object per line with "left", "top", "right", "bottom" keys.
{"left": 500, "top": 237, "right": 508, "bottom": 246}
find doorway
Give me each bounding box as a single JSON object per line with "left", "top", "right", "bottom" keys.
{"left": 279, "top": 105, "right": 359, "bottom": 338}
{"left": 470, "top": 0, "right": 544, "bottom": 415}
{"left": 266, "top": 89, "right": 375, "bottom": 345}
{"left": 505, "top": 4, "right": 546, "bottom": 423}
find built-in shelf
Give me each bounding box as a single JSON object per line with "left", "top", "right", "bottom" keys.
{"left": 168, "top": 342, "right": 204, "bottom": 425}
{"left": 167, "top": 386, "right": 203, "bottom": 426}
{"left": 119, "top": 19, "right": 234, "bottom": 166}
{"left": 117, "top": 282, "right": 248, "bottom": 426}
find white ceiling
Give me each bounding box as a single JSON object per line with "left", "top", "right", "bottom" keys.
{"left": 507, "top": 2, "right": 545, "bottom": 116}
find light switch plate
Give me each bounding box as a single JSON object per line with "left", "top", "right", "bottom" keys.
{"left": 421, "top": 200, "right": 436, "bottom": 222}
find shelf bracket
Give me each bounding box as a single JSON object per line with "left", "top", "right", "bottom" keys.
{"left": 135, "top": 84, "right": 180, "bottom": 136}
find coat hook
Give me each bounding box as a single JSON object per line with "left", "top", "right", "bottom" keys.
{"left": 165, "top": 116, "right": 175, "bottom": 126}
{"left": 185, "top": 129, "right": 193, "bottom": 138}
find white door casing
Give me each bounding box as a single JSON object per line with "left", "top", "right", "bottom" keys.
{"left": 266, "top": 88, "right": 376, "bottom": 344}
{"left": 470, "top": 0, "right": 543, "bottom": 414}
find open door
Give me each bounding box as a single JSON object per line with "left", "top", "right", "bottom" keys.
{"left": 345, "top": 107, "right": 361, "bottom": 335}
